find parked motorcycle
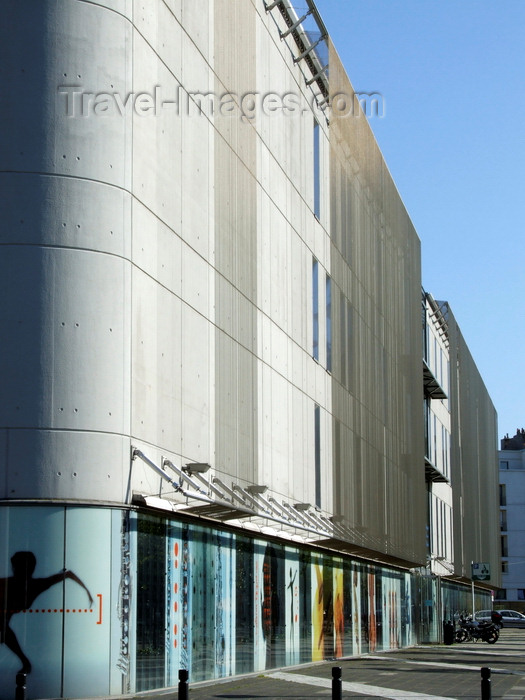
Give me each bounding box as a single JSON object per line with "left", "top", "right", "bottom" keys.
{"left": 454, "top": 614, "right": 499, "bottom": 644}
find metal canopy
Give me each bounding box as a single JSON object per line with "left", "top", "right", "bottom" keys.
{"left": 425, "top": 456, "right": 450, "bottom": 484}
{"left": 131, "top": 448, "right": 424, "bottom": 569}
{"left": 423, "top": 359, "right": 448, "bottom": 399}
{"left": 131, "top": 448, "right": 331, "bottom": 539}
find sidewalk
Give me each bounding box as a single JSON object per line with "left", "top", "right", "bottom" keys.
{"left": 145, "top": 628, "right": 525, "bottom": 700}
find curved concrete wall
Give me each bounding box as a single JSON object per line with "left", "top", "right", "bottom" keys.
{"left": 1, "top": 0, "right": 219, "bottom": 503}
{"left": 1, "top": 1, "right": 133, "bottom": 501}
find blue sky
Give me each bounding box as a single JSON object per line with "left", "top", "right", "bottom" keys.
{"left": 316, "top": 0, "right": 525, "bottom": 443}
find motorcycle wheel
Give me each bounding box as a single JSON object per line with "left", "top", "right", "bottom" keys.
{"left": 486, "top": 631, "right": 499, "bottom": 644}
{"left": 455, "top": 629, "right": 468, "bottom": 643}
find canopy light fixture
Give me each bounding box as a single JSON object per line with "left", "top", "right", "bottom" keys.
{"left": 246, "top": 484, "right": 268, "bottom": 494}
{"left": 183, "top": 462, "right": 211, "bottom": 476}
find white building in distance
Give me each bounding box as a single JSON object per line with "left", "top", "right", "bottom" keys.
{"left": 499, "top": 429, "right": 525, "bottom": 608}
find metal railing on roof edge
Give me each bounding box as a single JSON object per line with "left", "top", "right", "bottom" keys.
{"left": 263, "top": 0, "right": 330, "bottom": 107}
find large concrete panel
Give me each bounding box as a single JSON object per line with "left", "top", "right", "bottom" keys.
{"left": 0, "top": 173, "right": 132, "bottom": 259}
{"left": 131, "top": 32, "right": 183, "bottom": 235}
{"left": 131, "top": 198, "right": 182, "bottom": 296}
{"left": 2, "top": 0, "right": 132, "bottom": 189}
{"left": 180, "top": 305, "right": 213, "bottom": 463}
{"left": 0, "top": 246, "right": 131, "bottom": 435}
{"left": 180, "top": 104, "right": 214, "bottom": 260}
{"left": 133, "top": 0, "right": 182, "bottom": 80}
{"left": 181, "top": 0, "right": 212, "bottom": 61}
{"left": 130, "top": 268, "right": 183, "bottom": 450}
{"left": 3, "top": 430, "right": 130, "bottom": 502}
{"left": 82, "top": 0, "right": 132, "bottom": 14}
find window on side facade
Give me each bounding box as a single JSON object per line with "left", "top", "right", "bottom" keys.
{"left": 313, "top": 119, "right": 320, "bottom": 219}
{"left": 326, "top": 275, "right": 332, "bottom": 372}
{"left": 312, "top": 258, "right": 319, "bottom": 361}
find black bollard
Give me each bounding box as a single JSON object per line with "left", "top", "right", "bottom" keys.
{"left": 332, "top": 666, "right": 342, "bottom": 700}
{"left": 178, "top": 669, "right": 189, "bottom": 700}
{"left": 15, "top": 673, "right": 26, "bottom": 700}
{"left": 481, "top": 667, "right": 491, "bottom": 700}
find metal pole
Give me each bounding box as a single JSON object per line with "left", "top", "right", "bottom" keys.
{"left": 332, "top": 666, "right": 342, "bottom": 700}
{"left": 178, "top": 669, "right": 189, "bottom": 700}
{"left": 15, "top": 673, "right": 26, "bottom": 700}
{"left": 481, "top": 667, "right": 491, "bottom": 700}
{"left": 471, "top": 561, "right": 477, "bottom": 618}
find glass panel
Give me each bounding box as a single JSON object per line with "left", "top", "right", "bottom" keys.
{"left": 312, "top": 258, "right": 319, "bottom": 360}
{"left": 322, "top": 559, "right": 334, "bottom": 657}
{"left": 285, "top": 548, "right": 300, "bottom": 665}
{"left": 0, "top": 506, "right": 120, "bottom": 699}
{"left": 339, "top": 291, "right": 346, "bottom": 387}
{"left": 299, "top": 550, "right": 312, "bottom": 663}
{"left": 236, "top": 536, "right": 254, "bottom": 673}
{"left": 136, "top": 515, "right": 166, "bottom": 691}
{"left": 259, "top": 542, "right": 286, "bottom": 669}
{"left": 188, "top": 526, "right": 216, "bottom": 682}
{"left": 500, "top": 510, "right": 507, "bottom": 531}
{"left": 0, "top": 508, "right": 68, "bottom": 699}
{"left": 313, "top": 119, "right": 320, "bottom": 218}
{"left": 326, "top": 275, "right": 332, "bottom": 372}
{"left": 63, "top": 507, "right": 114, "bottom": 698}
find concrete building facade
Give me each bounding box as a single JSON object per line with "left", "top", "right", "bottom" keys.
{"left": 0, "top": 0, "right": 499, "bottom": 697}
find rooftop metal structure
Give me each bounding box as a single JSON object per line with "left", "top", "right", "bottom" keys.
{"left": 264, "top": 0, "right": 330, "bottom": 108}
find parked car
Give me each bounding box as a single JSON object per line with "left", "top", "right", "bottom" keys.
{"left": 475, "top": 609, "right": 525, "bottom": 628}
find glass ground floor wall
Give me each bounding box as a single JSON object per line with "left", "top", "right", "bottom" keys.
{"left": 0, "top": 505, "right": 492, "bottom": 699}
{"left": 135, "top": 513, "right": 416, "bottom": 690}
{"left": 0, "top": 505, "right": 130, "bottom": 700}
{"left": 442, "top": 579, "right": 492, "bottom": 621}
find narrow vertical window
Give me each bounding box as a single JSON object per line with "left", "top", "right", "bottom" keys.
{"left": 313, "top": 119, "right": 320, "bottom": 219}
{"left": 340, "top": 291, "right": 346, "bottom": 387}
{"left": 500, "top": 509, "right": 507, "bottom": 532}
{"left": 312, "top": 258, "right": 319, "bottom": 360}
{"left": 314, "top": 404, "right": 321, "bottom": 507}
{"left": 440, "top": 501, "right": 446, "bottom": 558}
{"left": 422, "top": 301, "right": 428, "bottom": 363}
{"left": 433, "top": 414, "right": 437, "bottom": 464}
{"left": 326, "top": 275, "right": 332, "bottom": 372}
{"left": 424, "top": 398, "right": 431, "bottom": 459}
{"left": 441, "top": 425, "right": 446, "bottom": 474}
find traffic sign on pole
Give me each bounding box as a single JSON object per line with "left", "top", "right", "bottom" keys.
{"left": 472, "top": 562, "right": 491, "bottom": 581}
